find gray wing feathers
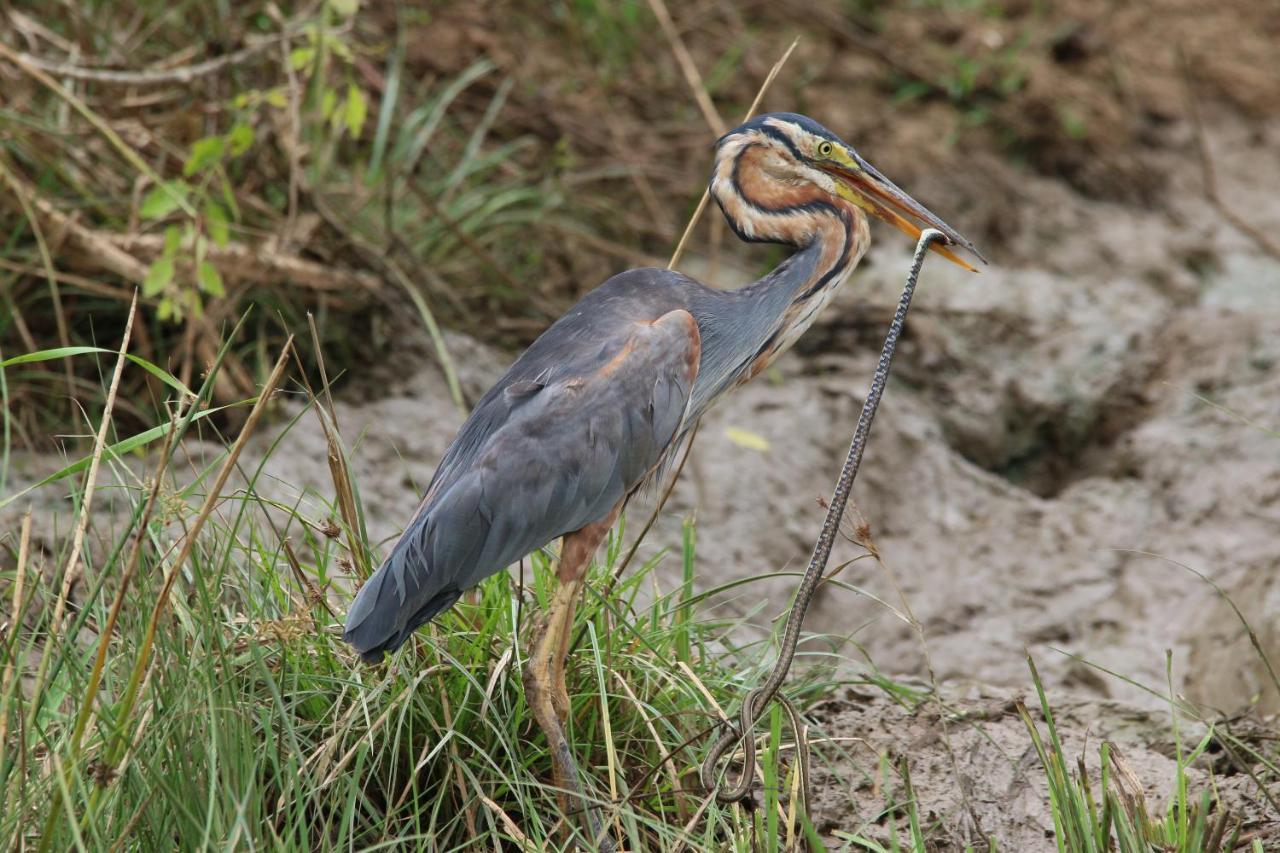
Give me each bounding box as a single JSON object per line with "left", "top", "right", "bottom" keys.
{"left": 344, "top": 309, "right": 699, "bottom": 660}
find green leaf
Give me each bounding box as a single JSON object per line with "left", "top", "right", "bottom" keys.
{"left": 345, "top": 84, "right": 367, "bottom": 138}
{"left": 264, "top": 88, "right": 288, "bottom": 109}
{"left": 289, "top": 46, "right": 315, "bottom": 71}
{"left": 1059, "top": 106, "right": 1087, "bottom": 140}
{"left": 183, "top": 136, "right": 225, "bottom": 176}
{"left": 0, "top": 347, "right": 194, "bottom": 397}
{"left": 139, "top": 182, "right": 189, "bottom": 220}
{"left": 724, "top": 426, "right": 770, "bottom": 452}
{"left": 204, "top": 200, "right": 230, "bottom": 247}
{"left": 227, "top": 122, "right": 255, "bottom": 157}
{"left": 321, "top": 87, "right": 338, "bottom": 120}
{"left": 143, "top": 257, "right": 175, "bottom": 297}
{"left": 330, "top": 0, "right": 359, "bottom": 14}
{"left": 197, "top": 261, "right": 225, "bottom": 297}
{"left": 163, "top": 224, "right": 183, "bottom": 257}
{"left": 326, "top": 35, "right": 353, "bottom": 63}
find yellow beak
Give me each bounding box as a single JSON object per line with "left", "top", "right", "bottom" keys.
{"left": 822, "top": 150, "right": 986, "bottom": 272}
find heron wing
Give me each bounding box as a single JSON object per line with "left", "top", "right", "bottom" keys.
{"left": 343, "top": 308, "right": 700, "bottom": 660}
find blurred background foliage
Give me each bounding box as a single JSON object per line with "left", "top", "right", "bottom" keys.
{"left": 2, "top": 0, "right": 1277, "bottom": 439}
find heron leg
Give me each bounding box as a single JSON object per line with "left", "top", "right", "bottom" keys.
{"left": 523, "top": 506, "right": 620, "bottom": 850}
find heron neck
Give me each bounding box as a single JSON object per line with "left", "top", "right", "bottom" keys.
{"left": 687, "top": 209, "right": 868, "bottom": 419}
{"left": 741, "top": 208, "right": 867, "bottom": 366}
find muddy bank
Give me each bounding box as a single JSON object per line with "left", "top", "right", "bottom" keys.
{"left": 805, "top": 686, "right": 1275, "bottom": 847}
{"left": 646, "top": 110, "right": 1280, "bottom": 717}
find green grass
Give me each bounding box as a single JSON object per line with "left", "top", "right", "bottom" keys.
{"left": 0, "top": 341, "right": 864, "bottom": 851}
{"left": 1017, "top": 653, "right": 1249, "bottom": 853}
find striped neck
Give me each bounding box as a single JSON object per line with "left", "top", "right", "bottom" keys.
{"left": 708, "top": 137, "right": 871, "bottom": 384}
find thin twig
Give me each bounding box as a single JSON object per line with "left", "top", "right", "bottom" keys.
{"left": 109, "top": 232, "right": 382, "bottom": 294}
{"left": 475, "top": 790, "right": 535, "bottom": 848}
{"left": 645, "top": 0, "right": 727, "bottom": 136}
{"left": 1180, "top": 50, "right": 1280, "bottom": 260}
{"left": 0, "top": 258, "right": 140, "bottom": 302}
{"left": 24, "top": 291, "right": 139, "bottom": 742}
{"left": 8, "top": 32, "right": 296, "bottom": 86}
{"left": 667, "top": 37, "right": 798, "bottom": 269}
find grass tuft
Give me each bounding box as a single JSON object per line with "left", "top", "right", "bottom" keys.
{"left": 0, "top": 342, "right": 868, "bottom": 851}
{"left": 1018, "top": 655, "right": 1243, "bottom": 853}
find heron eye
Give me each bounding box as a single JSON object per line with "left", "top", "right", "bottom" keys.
{"left": 817, "top": 141, "right": 833, "bottom": 158}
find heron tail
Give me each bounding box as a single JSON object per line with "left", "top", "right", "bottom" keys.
{"left": 342, "top": 563, "right": 461, "bottom": 663}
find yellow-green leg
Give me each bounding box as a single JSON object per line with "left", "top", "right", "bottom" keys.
{"left": 522, "top": 508, "right": 618, "bottom": 851}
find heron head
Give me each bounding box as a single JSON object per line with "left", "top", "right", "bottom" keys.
{"left": 712, "top": 113, "right": 985, "bottom": 270}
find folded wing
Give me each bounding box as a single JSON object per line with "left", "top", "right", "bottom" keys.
{"left": 344, "top": 308, "right": 700, "bottom": 661}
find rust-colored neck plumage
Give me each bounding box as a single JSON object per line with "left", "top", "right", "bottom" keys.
{"left": 705, "top": 135, "right": 871, "bottom": 386}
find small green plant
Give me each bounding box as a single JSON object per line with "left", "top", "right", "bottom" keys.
{"left": 833, "top": 757, "right": 930, "bottom": 853}
{"left": 137, "top": 2, "right": 369, "bottom": 322}
{"left": 1018, "top": 656, "right": 1242, "bottom": 853}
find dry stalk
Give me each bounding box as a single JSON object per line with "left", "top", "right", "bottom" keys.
{"left": 296, "top": 314, "right": 371, "bottom": 580}
{"left": 0, "top": 166, "right": 151, "bottom": 283}
{"left": 667, "top": 37, "right": 799, "bottom": 269}
{"left": 475, "top": 790, "right": 535, "bottom": 848}
{"left": 645, "top": 0, "right": 727, "bottom": 136}
{"left": 1106, "top": 743, "right": 1152, "bottom": 835}
{"left": 8, "top": 32, "right": 295, "bottom": 86}
{"left": 1181, "top": 51, "right": 1280, "bottom": 261}
{"left": 107, "top": 232, "right": 382, "bottom": 294}
{"left": 0, "top": 258, "right": 138, "bottom": 302}
{"left": 88, "top": 337, "right": 293, "bottom": 817}
{"left": 0, "top": 511, "right": 34, "bottom": 797}
{"left": 24, "top": 293, "right": 139, "bottom": 741}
